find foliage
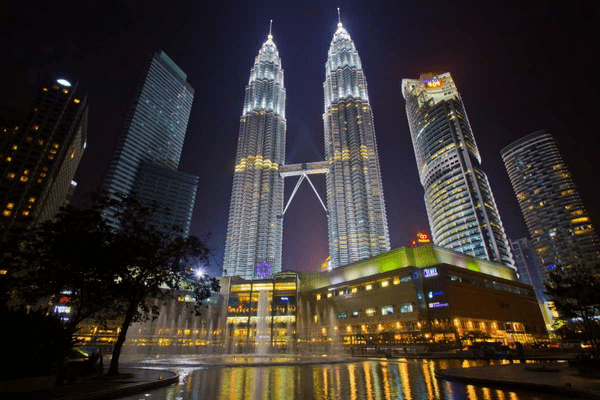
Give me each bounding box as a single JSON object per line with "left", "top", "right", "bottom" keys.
{"left": 98, "top": 193, "right": 220, "bottom": 376}
{"left": 544, "top": 266, "right": 600, "bottom": 352}
{"left": 0, "top": 200, "right": 117, "bottom": 332}
{"left": 0, "top": 305, "right": 76, "bottom": 379}
{"left": 1, "top": 192, "right": 220, "bottom": 377}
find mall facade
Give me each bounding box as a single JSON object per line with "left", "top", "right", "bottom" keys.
{"left": 78, "top": 244, "right": 547, "bottom": 351}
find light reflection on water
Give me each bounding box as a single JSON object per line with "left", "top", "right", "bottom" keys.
{"left": 118, "top": 359, "right": 568, "bottom": 400}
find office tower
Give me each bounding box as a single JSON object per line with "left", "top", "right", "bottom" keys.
{"left": 0, "top": 78, "right": 88, "bottom": 240}
{"left": 502, "top": 130, "right": 600, "bottom": 271}
{"left": 323, "top": 19, "right": 390, "bottom": 268}
{"left": 510, "top": 237, "right": 547, "bottom": 301}
{"left": 223, "top": 31, "right": 286, "bottom": 279}
{"left": 402, "top": 73, "right": 514, "bottom": 268}
{"left": 103, "top": 50, "right": 197, "bottom": 236}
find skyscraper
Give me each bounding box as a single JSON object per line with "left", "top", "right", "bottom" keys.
{"left": 402, "top": 73, "right": 514, "bottom": 268}
{"left": 501, "top": 130, "right": 600, "bottom": 271}
{"left": 323, "top": 19, "right": 390, "bottom": 268}
{"left": 103, "top": 50, "right": 197, "bottom": 235}
{"left": 0, "top": 77, "right": 88, "bottom": 240}
{"left": 223, "top": 31, "right": 286, "bottom": 279}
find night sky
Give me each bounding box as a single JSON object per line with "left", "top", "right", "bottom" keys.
{"left": 2, "top": 1, "right": 598, "bottom": 276}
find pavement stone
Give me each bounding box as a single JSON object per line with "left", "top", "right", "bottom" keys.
{"left": 1, "top": 368, "right": 178, "bottom": 400}
{"left": 435, "top": 362, "right": 600, "bottom": 399}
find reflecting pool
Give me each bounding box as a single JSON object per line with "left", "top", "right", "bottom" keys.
{"left": 115, "top": 358, "right": 569, "bottom": 400}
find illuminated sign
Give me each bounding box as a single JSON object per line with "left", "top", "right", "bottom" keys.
{"left": 55, "top": 305, "right": 71, "bottom": 314}
{"left": 423, "top": 268, "right": 438, "bottom": 277}
{"left": 416, "top": 232, "right": 431, "bottom": 243}
{"left": 256, "top": 261, "right": 271, "bottom": 278}
{"left": 428, "top": 291, "right": 444, "bottom": 298}
{"left": 428, "top": 302, "right": 448, "bottom": 308}
{"left": 424, "top": 77, "right": 441, "bottom": 88}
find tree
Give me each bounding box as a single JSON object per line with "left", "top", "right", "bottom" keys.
{"left": 544, "top": 266, "right": 600, "bottom": 352}
{"left": 1, "top": 193, "right": 220, "bottom": 377}
{"left": 1, "top": 200, "right": 117, "bottom": 333}
{"left": 101, "top": 194, "right": 220, "bottom": 376}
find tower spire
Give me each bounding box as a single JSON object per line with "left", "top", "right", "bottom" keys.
{"left": 268, "top": 20, "right": 273, "bottom": 40}
{"left": 337, "top": 8, "right": 342, "bottom": 26}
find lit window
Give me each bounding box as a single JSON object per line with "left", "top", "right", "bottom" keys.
{"left": 313, "top": 315, "right": 318, "bottom": 323}
{"left": 37, "top": 139, "right": 44, "bottom": 145}
{"left": 365, "top": 284, "right": 373, "bottom": 291}
{"left": 5, "top": 157, "right": 11, "bottom": 162}
{"left": 48, "top": 155, "right": 54, "bottom": 160}
{"left": 22, "top": 211, "right": 29, "bottom": 216}
{"left": 42, "top": 166, "right": 48, "bottom": 171}
{"left": 19, "top": 176, "right": 28, "bottom": 182}
{"left": 381, "top": 281, "right": 389, "bottom": 288}
{"left": 3, "top": 210, "right": 11, "bottom": 217}
{"left": 40, "top": 173, "right": 47, "bottom": 177}
{"left": 52, "top": 144, "right": 59, "bottom": 149}
{"left": 28, "top": 197, "right": 35, "bottom": 203}
{"left": 70, "top": 148, "right": 76, "bottom": 158}
{"left": 393, "top": 277, "right": 400, "bottom": 285}
{"left": 23, "top": 169, "right": 29, "bottom": 175}
{"left": 327, "top": 292, "right": 332, "bottom": 298}
{"left": 11, "top": 145, "right": 17, "bottom": 150}
{"left": 351, "top": 287, "right": 358, "bottom": 293}
{"left": 400, "top": 304, "right": 414, "bottom": 313}
{"left": 26, "top": 137, "right": 33, "bottom": 142}
{"left": 316, "top": 294, "right": 321, "bottom": 301}
{"left": 33, "top": 125, "right": 39, "bottom": 131}
{"left": 7, "top": 203, "right": 14, "bottom": 209}
{"left": 7, "top": 173, "right": 15, "bottom": 179}
{"left": 63, "top": 89, "right": 69, "bottom": 94}
{"left": 381, "top": 306, "right": 394, "bottom": 315}
{"left": 338, "top": 290, "right": 344, "bottom": 296}
{"left": 74, "top": 99, "right": 80, "bottom": 104}
{"left": 365, "top": 308, "right": 376, "bottom": 317}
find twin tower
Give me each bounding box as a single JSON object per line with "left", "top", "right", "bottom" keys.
{"left": 223, "top": 20, "right": 390, "bottom": 279}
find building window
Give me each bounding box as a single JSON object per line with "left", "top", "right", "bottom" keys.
{"left": 381, "top": 305, "right": 394, "bottom": 315}
{"left": 381, "top": 281, "right": 389, "bottom": 288}
{"left": 365, "top": 308, "right": 376, "bottom": 317}
{"left": 351, "top": 311, "right": 360, "bottom": 318}
{"left": 400, "top": 304, "right": 413, "bottom": 313}
{"left": 338, "top": 312, "right": 347, "bottom": 319}
{"left": 365, "top": 284, "right": 372, "bottom": 291}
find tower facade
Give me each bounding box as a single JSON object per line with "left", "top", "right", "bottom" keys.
{"left": 323, "top": 20, "right": 390, "bottom": 268}
{"left": 502, "top": 130, "right": 600, "bottom": 271}
{"left": 223, "top": 32, "right": 286, "bottom": 279}
{"left": 402, "top": 73, "right": 514, "bottom": 268}
{"left": 103, "top": 50, "right": 197, "bottom": 235}
{"left": 0, "top": 78, "right": 88, "bottom": 240}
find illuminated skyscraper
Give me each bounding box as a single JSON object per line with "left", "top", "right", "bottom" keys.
{"left": 323, "top": 19, "right": 390, "bottom": 268}
{"left": 0, "top": 77, "right": 87, "bottom": 240}
{"left": 223, "top": 31, "right": 286, "bottom": 279}
{"left": 402, "top": 73, "right": 514, "bottom": 268}
{"left": 103, "top": 50, "right": 197, "bottom": 235}
{"left": 502, "top": 130, "right": 600, "bottom": 271}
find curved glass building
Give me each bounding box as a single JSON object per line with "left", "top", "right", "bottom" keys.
{"left": 502, "top": 130, "right": 600, "bottom": 271}
{"left": 402, "top": 73, "right": 514, "bottom": 268}
{"left": 323, "top": 20, "right": 390, "bottom": 268}
{"left": 223, "top": 31, "right": 286, "bottom": 279}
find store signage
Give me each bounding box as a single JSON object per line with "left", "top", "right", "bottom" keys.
{"left": 428, "top": 302, "right": 448, "bottom": 308}
{"left": 416, "top": 232, "right": 431, "bottom": 243}
{"left": 423, "top": 268, "right": 438, "bottom": 277}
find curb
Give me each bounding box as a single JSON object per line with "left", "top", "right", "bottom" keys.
{"left": 434, "top": 369, "right": 600, "bottom": 399}
{"left": 53, "top": 371, "right": 179, "bottom": 400}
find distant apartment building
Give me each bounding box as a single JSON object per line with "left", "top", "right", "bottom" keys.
{"left": 0, "top": 78, "right": 88, "bottom": 240}
{"left": 502, "top": 130, "right": 600, "bottom": 271}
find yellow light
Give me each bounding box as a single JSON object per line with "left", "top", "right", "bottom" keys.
{"left": 2, "top": 210, "right": 11, "bottom": 217}
{"left": 20, "top": 176, "right": 29, "bottom": 182}
{"left": 22, "top": 211, "right": 29, "bottom": 216}
{"left": 316, "top": 294, "right": 322, "bottom": 301}
{"left": 74, "top": 99, "right": 80, "bottom": 103}
{"left": 571, "top": 217, "right": 589, "bottom": 224}
{"left": 351, "top": 287, "right": 358, "bottom": 293}
{"left": 5, "top": 157, "right": 11, "bottom": 162}
{"left": 365, "top": 284, "right": 372, "bottom": 291}
{"left": 381, "top": 281, "right": 389, "bottom": 288}
{"left": 7, "top": 203, "right": 14, "bottom": 209}
{"left": 327, "top": 292, "right": 332, "bottom": 298}
{"left": 7, "top": 173, "right": 15, "bottom": 179}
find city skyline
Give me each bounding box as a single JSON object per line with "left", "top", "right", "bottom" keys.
{"left": 1, "top": 2, "right": 598, "bottom": 275}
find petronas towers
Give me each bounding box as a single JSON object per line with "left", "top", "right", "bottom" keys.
{"left": 224, "top": 19, "right": 390, "bottom": 279}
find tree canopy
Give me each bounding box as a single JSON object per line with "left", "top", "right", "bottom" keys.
{"left": 1, "top": 192, "right": 220, "bottom": 376}
{"left": 544, "top": 266, "right": 600, "bottom": 352}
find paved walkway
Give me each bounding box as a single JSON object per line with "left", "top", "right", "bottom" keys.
{"left": 2, "top": 368, "right": 178, "bottom": 400}
{"left": 436, "top": 362, "right": 600, "bottom": 399}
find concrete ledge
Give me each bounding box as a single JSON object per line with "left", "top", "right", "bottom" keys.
{"left": 435, "top": 366, "right": 600, "bottom": 400}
